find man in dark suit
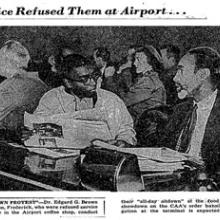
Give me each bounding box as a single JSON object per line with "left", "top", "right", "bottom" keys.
{"left": 93, "top": 47, "right": 119, "bottom": 95}
{"left": 159, "top": 47, "right": 220, "bottom": 176}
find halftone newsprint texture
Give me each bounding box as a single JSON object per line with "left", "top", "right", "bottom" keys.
{"left": 0, "top": 0, "right": 219, "bottom": 220}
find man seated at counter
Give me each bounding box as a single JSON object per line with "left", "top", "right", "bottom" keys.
{"left": 159, "top": 46, "right": 220, "bottom": 177}
{"left": 26, "top": 54, "right": 136, "bottom": 147}
{"left": 0, "top": 40, "right": 48, "bottom": 140}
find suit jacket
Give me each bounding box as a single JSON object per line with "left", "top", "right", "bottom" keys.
{"left": 101, "top": 62, "right": 120, "bottom": 96}
{"left": 159, "top": 90, "right": 220, "bottom": 175}
{"left": 0, "top": 75, "right": 48, "bottom": 130}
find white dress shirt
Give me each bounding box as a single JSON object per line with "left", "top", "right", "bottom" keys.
{"left": 96, "top": 64, "right": 106, "bottom": 89}
{"left": 33, "top": 86, "right": 136, "bottom": 145}
{"left": 188, "top": 90, "right": 217, "bottom": 158}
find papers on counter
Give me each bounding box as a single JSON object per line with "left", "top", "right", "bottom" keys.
{"left": 92, "top": 140, "right": 203, "bottom": 173}
{"left": 24, "top": 112, "right": 112, "bottom": 149}
{"left": 93, "top": 140, "right": 186, "bottom": 161}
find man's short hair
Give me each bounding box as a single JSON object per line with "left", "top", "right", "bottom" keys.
{"left": 62, "top": 54, "right": 87, "bottom": 73}
{"left": 161, "top": 44, "right": 180, "bottom": 63}
{"left": 94, "top": 47, "right": 110, "bottom": 62}
{"left": 0, "top": 40, "right": 30, "bottom": 68}
{"left": 188, "top": 47, "right": 220, "bottom": 87}
{"left": 62, "top": 54, "right": 98, "bottom": 77}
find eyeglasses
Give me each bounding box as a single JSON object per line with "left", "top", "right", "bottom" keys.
{"left": 65, "top": 71, "right": 101, "bottom": 84}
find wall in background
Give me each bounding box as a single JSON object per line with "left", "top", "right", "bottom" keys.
{"left": 0, "top": 26, "right": 220, "bottom": 62}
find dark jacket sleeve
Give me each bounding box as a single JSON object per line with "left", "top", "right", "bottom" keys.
{"left": 157, "top": 100, "right": 193, "bottom": 149}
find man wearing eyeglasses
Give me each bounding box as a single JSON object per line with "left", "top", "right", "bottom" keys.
{"left": 31, "top": 54, "right": 136, "bottom": 147}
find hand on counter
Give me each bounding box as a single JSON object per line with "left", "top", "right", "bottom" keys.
{"left": 21, "top": 126, "right": 33, "bottom": 142}
{"left": 106, "top": 139, "right": 132, "bottom": 148}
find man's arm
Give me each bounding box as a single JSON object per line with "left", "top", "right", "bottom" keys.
{"left": 122, "top": 76, "right": 166, "bottom": 107}
{"left": 113, "top": 97, "right": 137, "bottom": 146}
{"left": 0, "top": 80, "right": 19, "bottom": 124}
{"left": 34, "top": 89, "right": 61, "bottom": 115}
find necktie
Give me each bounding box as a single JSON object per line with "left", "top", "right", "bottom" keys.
{"left": 176, "top": 104, "right": 198, "bottom": 153}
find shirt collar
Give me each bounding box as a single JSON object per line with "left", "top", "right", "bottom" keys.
{"left": 195, "top": 89, "right": 217, "bottom": 110}
{"left": 100, "top": 63, "right": 107, "bottom": 75}
{"left": 61, "top": 86, "right": 98, "bottom": 106}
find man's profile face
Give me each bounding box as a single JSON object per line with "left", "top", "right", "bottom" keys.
{"left": 134, "top": 52, "right": 152, "bottom": 73}
{"left": 64, "top": 66, "right": 97, "bottom": 97}
{"left": 173, "top": 54, "right": 204, "bottom": 99}
{"left": 160, "top": 48, "right": 176, "bottom": 70}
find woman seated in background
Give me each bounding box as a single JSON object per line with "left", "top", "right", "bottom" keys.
{"left": 121, "top": 45, "right": 166, "bottom": 126}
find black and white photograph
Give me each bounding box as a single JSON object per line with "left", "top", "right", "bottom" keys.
{"left": 0, "top": 26, "right": 219, "bottom": 192}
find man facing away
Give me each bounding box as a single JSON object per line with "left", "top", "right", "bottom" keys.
{"left": 0, "top": 40, "right": 48, "bottom": 136}
{"left": 159, "top": 46, "right": 220, "bottom": 176}
{"left": 32, "top": 54, "right": 136, "bottom": 147}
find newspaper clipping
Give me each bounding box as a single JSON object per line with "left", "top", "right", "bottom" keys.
{"left": 0, "top": 0, "right": 219, "bottom": 219}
